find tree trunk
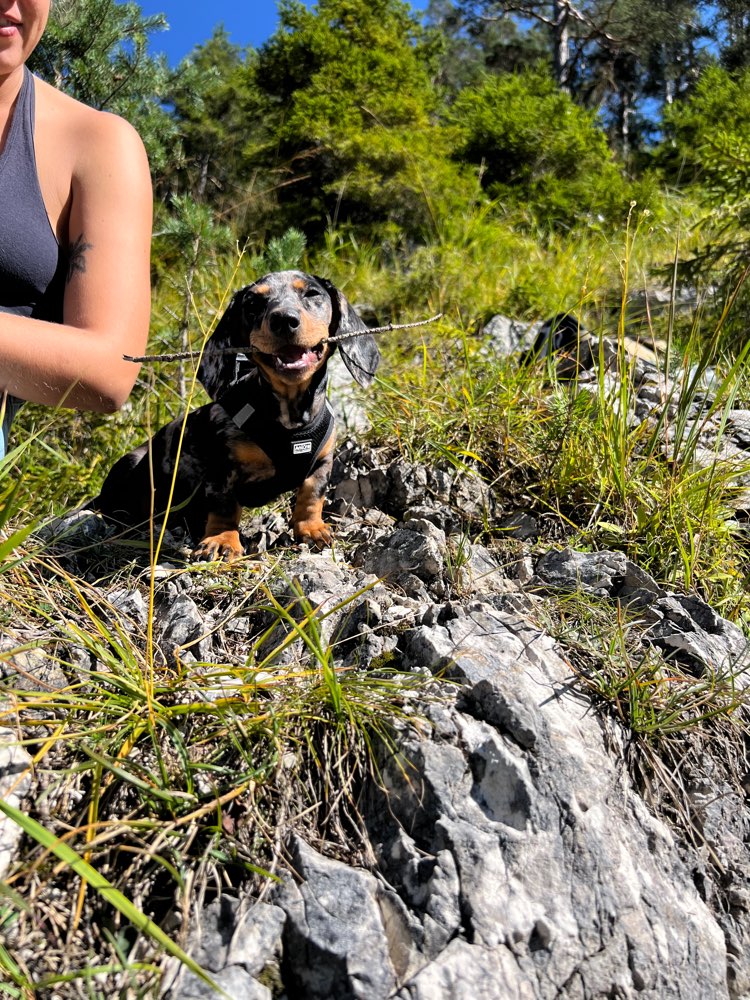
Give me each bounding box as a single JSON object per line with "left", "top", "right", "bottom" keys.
{"left": 553, "top": 1, "right": 571, "bottom": 92}
{"left": 620, "top": 89, "right": 632, "bottom": 159}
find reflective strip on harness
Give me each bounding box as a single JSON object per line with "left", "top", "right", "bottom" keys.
{"left": 231, "top": 402, "right": 256, "bottom": 428}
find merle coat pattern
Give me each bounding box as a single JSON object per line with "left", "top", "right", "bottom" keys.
{"left": 94, "top": 271, "right": 380, "bottom": 561}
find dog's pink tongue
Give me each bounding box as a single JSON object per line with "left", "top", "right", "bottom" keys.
{"left": 281, "top": 345, "right": 305, "bottom": 361}
{"left": 277, "top": 346, "right": 316, "bottom": 368}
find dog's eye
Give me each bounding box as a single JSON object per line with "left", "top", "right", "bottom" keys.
{"left": 303, "top": 288, "right": 322, "bottom": 300}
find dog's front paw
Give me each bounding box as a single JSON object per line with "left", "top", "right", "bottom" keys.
{"left": 293, "top": 519, "right": 333, "bottom": 549}
{"left": 193, "top": 531, "right": 244, "bottom": 562}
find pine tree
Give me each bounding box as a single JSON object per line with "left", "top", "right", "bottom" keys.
{"left": 252, "top": 0, "right": 473, "bottom": 239}
{"left": 161, "top": 27, "right": 268, "bottom": 229}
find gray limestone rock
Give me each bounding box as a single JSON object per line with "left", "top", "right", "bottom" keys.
{"left": 164, "top": 895, "right": 284, "bottom": 1000}
{"left": 532, "top": 546, "right": 661, "bottom": 599}
{"left": 387, "top": 604, "right": 730, "bottom": 999}
{"left": 170, "top": 966, "right": 270, "bottom": 1000}
{"left": 0, "top": 728, "right": 32, "bottom": 879}
{"left": 108, "top": 586, "right": 149, "bottom": 629}
{"left": 499, "top": 511, "right": 540, "bottom": 541}
{"left": 727, "top": 410, "right": 750, "bottom": 449}
{"left": 532, "top": 548, "right": 750, "bottom": 681}
{"left": 480, "top": 315, "right": 540, "bottom": 356}
{"left": 13, "top": 439, "right": 750, "bottom": 999}
{"left": 640, "top": 592, "right": 750, "bottom": 680}
{"left": 453, "top": 542, "right": 512, "bottom": 597}
{"left": 274, "top": 836, "right": 402, "bottom": 999}
{"left": 354, "top": 518, "right": 447, "bottom": 599}
{"left": 158, "top": 593, "right": 212, "bottom": 661}
{"left": 0, "top": 636, "right": 69, "bottom": 691}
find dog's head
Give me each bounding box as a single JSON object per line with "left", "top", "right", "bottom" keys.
{"left": 198, "top": 271, "right": 380, "bottom": 400}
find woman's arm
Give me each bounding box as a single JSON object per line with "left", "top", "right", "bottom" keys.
{"left": 0, "top": 109, "right": 152, "bottom": 412}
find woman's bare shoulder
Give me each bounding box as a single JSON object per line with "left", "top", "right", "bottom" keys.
{"left": 34, "top": 75, "right": 148, "bottom": 167}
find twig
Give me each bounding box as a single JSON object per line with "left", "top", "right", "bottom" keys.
{"left": 123, "top": 313, "right": 443, "bottom": 364}
{"left": 328, "top": 312, "right": 443, "bottom": 343}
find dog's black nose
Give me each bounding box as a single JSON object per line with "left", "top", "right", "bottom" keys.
{"left": 269, "top": 309, "right": 301, "bottom": 337}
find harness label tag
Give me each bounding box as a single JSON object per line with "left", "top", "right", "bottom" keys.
{"left": 293, "top": 440, "right": 313, "bottom": 455}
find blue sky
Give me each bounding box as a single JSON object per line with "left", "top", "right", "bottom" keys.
{"left": 137, "top": 1, "right": 428, "bottom": 65}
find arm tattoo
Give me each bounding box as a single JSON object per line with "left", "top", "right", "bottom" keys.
{"left": 66, "top": 234, "right": 93, "bottom": 284}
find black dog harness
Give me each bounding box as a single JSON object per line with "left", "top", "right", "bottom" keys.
{"left": 216, "top": 367, "right": 334, "bottom": 491}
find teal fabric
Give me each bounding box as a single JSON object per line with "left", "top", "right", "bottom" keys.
{"left": 0, "top": 395, "right": 22, "bottom": 460}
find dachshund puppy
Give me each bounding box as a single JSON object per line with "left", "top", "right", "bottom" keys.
{"left": 94, "top": 271, "right": 380, "bottom": 561}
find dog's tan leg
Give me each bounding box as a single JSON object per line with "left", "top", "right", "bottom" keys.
{"left": 292, "top": 433, "right": 335, "bottom": 548}
{"left": 193, "top": 505, "right": 244, "bottom": 562}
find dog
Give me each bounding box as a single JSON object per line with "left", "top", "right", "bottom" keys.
{"left": 94, "top": 271, "right": 380, "bottom": 561}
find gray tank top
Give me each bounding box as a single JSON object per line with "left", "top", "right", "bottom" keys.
{"left": 0, "top": 66, "right": 67, "bottom": 321}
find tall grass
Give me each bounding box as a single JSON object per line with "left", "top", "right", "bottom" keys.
{"left": 0, "top": 538, "right": 426, "bottom": 993}
{"left": 360, "top": 209, "right": 750, "bottom": 620}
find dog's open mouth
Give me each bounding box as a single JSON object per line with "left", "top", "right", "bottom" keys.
{"left": 257, "top": 342, "right": 326, "bottom": 373}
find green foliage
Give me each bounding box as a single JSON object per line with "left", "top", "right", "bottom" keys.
{"left": 660, "top": 65, "right": 750, "bottom": 191}
{"left": 253, "top": 0, "right": 470, "bottom": 238}
{"left": 153, "top": 195, "right": 233, "bottom": 275}
{"left": 450, "top": 69, "right": 633, "bottom": 228}
{"left": 658, "top": 65, "right": 750, "bottom": 345}
{"left": 714, "top": 0, "right": 750, "bottom": 71}
{"left": 153, "top": 195, "right": 235, "bottom": 398}
{"left": 425, "top": 0, "right": 549, "bottom": 93}
{"left": 250, "top": 228, "right": 308, "bottom": 274}
{"left": 452, "top": 0, "right": 712, "bottom": 146}
{"left": 260, "top": 0, "right": 439, "bottom": 117}
{"left": 25, "top": 0, "right": 750, "bottom": 257}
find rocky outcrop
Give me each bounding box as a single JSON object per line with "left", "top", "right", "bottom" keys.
{"left": 149, "top": 519, "right": 749, "bottom": 998}
{"left": 90, "top": 454, "right": 746, "bottom": 1000}
{"left": 6, "top": 387, "right": 750, "bottom": 997}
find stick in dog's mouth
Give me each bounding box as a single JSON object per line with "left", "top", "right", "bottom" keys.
{"left": 122, "top": 315, "right": 443, "bottom": 365}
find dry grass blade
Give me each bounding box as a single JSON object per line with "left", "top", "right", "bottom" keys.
{"left": 0, "top": 799, "right": 229, "bottom": 998}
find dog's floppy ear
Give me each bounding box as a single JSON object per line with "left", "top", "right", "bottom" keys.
{"left": 198, "top": 288, "right": 256, "bottom": 400}
{"left": 315, "top": 276, "right": 380, "bottom": 387}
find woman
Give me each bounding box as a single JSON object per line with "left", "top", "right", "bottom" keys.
{"left": 0, "top": 0, "right": 152, "bottom": 458}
